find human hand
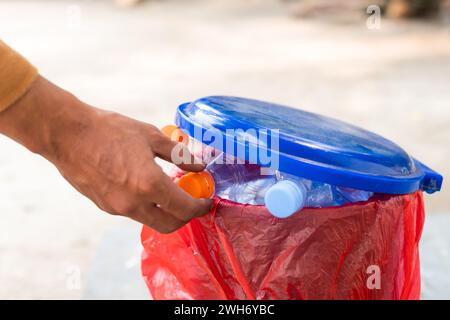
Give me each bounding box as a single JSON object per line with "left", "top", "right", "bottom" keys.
{"left": 0, "top": 76, "right": 212, "bottom": 233}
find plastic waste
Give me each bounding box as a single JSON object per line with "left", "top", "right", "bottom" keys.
{"left": 264, "top": 178, "right": 308, "bottom": 218}
{"left": 335, "top": 186, "right": 374, "bottom": 204}
{"left": 177, "top": 152, "right": 373, "bottom": 216}
{"left": 177, "top": 153, "right": 274, "bottom": 204}
{"left": 265, "top": 173, "right": 374, "bottom": 218}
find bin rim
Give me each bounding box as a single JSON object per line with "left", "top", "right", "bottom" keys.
{"left": 175, "top": 96, "right": 443, "bottom": 195}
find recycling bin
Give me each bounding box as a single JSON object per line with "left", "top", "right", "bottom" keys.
{"left": 141, "top": 96, "right": 443, "bottom": 300}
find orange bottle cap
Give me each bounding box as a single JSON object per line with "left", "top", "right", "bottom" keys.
{"left": 161, "top": 125, "right": 189, "bottom": 145}
{"left": 177, "top": 171, "right": 215, "bottom": 199}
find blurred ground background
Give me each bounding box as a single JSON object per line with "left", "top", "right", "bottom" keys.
{"left": 0, "top": 0, "right": 449, "bottom": 299}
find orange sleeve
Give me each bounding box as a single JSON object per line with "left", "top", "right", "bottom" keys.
{"left": 0, "top": 40, "right": 38, "bottom": 113}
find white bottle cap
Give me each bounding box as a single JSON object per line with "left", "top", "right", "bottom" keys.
{"left": 264, "top": 180, "right": 306, "bottom": 218}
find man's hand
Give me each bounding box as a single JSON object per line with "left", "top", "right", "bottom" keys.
{"left": 0, "top": 76, "right": 212, "bottom": 233}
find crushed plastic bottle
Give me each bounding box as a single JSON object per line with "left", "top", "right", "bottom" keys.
{"left": 229, "top": 175, "right": 277, "bottom": 205}
{"left": 334, "top": 186, "right": 374, "bottom": 205}
{"left": 276, "top": 173, "right": 338, "bottom": 208}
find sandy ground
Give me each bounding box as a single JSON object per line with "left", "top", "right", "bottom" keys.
{"left": 0, "top": 0, "right": 449, "bottom": 299}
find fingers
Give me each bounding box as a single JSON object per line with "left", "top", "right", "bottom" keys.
{"left": 150, "top": 130, "right": 205, "bottom": 172}
{"left": 147, "top": 171, "right": 213, "bottom": 222}
{"left": 142, "top": 126, "right": 213, "bottom": 226}
{"left": 130, "top": 202, "right": 187, "bottom": 234}
{"left": 99, "top": 181, "right": 206, "bottom": 234}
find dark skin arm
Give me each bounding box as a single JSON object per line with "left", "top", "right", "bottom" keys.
{"left": 0, "top": 76, "right": 212, "bottom": 233}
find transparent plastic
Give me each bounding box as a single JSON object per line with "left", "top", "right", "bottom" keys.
{"left": 202, "top": 153, "right": 373, "bottom": 215}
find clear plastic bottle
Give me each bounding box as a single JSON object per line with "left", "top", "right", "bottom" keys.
{"left": 229, "top": 175, "right": 277, "bottom": 205}
{"left": 334, "top": 186, "right": 374, "bottom": 205}
{"left": 264, "top": 178, "right": 308, "bottom": 218}
{"left": 265, "top": 173, "right": 373, "bottom": 218}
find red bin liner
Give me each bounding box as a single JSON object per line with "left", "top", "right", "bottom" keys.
{"left": 141, "top": 191, "right": 425, "bottom": 300}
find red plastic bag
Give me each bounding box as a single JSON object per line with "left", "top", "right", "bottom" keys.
{"left": 141, "top": 192, "right": 424, "bottom": 300}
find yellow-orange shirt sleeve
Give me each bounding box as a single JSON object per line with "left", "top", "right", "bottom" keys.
{"left": 0, "top": 40, "right": 38, "bottom": 113}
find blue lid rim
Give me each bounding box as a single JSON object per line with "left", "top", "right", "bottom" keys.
{"left": 175, "top": 99, "right": 442, "bottom": 195}
{"left": 415, "top": 160, "right": 443, "bottom": 194}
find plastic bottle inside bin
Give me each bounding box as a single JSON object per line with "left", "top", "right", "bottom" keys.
{"left": 278, "top": 173, "right": 337, "bottom": 208}
{"left": 264, "top": 179, "right": 308, "bottom": 218}
{"left": 335, "top": 186, "right": 373, "bottom": 204}
{"left": 265, "top": 173, "right": 374, "bottom": 218}
{"left": 176, "top": 150, "right": 374, "bottom": 217}
{"left": 177, "top": 153, "right": 274, "bottom": 204}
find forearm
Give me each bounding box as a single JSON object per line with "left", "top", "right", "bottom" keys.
{"left": 0, "top": 76, "right": 96, "bottom": 161}
{"left": 0, "top": 40, "right": 94, "bottom": 162}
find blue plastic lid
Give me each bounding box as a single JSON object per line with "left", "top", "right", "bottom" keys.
{"left": 175, "top": 96, "right": 443, "bottom": 195}
{"left": 265, "top": 180, "right": 306, "bottom": 218}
